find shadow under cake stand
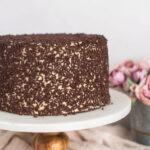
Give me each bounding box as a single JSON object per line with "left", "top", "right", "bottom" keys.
{"left": 0, "top": 89, "right": 131, "bottom": 150}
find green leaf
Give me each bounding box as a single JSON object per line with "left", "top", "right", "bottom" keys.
{"left": 127, "top": 78, "right": 135, "bottom": 86}
{"left": 131, "top": 98, "right": 137, "bottom": 106}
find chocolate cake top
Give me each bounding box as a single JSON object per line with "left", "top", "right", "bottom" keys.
{"left": 0, "top": 34, "right": 107, "bottom": 46}
{"left": 0, "top": 33, "right": 107, "bottom": 43}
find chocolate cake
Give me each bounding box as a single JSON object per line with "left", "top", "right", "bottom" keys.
{"left": 0, "top": 34, "right": 110, "bottom": 116}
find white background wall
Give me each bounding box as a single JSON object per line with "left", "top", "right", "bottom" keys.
{"left": 0, "top": 0, "right": 150, "bottom": 69}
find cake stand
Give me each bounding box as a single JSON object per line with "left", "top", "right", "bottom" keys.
{"left": 0, "top": 89, "right": 131, "bottom": 150}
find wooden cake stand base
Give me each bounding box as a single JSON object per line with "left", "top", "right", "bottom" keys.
{"left": 33, "top": 132, "right": 70, "bottom": 150}
{"left": 0, "top": 90, "right": 131, "bottom": 150}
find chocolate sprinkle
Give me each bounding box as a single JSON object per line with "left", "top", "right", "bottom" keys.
{"left": 0, "top": 33, "right": 110, "bottom": 116}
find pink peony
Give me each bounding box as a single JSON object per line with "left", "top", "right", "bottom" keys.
{"left": 135, "top": 76, "right": 150, "bottom": 106}
{"left": 137, "top": 58, "right": 150, "bottom": 72}
{"left": 118, "top": 60, "right": 138, "bottom": 77}
{"left": 131, "top": 69, "right": 147, "bottom": 83}
{"left": 123, "top": 60, "right": 135, "bottom": 69}
{"left": 109, "top": 69, "right": 126, "bottom": 86}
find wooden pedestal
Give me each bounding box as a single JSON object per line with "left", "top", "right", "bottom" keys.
{"left": 33, "top": 132, "right": 70, "bottom": 150}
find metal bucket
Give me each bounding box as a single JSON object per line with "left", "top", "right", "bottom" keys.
{"left": 130, "top": 100, "right": 150, "bottom": 145}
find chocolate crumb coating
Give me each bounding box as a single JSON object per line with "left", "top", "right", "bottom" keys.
{"left": 0, "top": 34, "right": 110, "bottom": 116}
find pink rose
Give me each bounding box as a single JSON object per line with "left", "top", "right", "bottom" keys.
{"left": 137, "top": 58, "right": 150, "bottom": 72}
{"left": 131, "top": 69, "right": 147, "bottom": 83}
{"left": 109, "top": 69, "right": 126, "bottom": 86}
{"left": 135, "top": 76, "right": 150, "bottom": 106}
{"left": 118, "top": 60, "right": 137, "bottom": 77}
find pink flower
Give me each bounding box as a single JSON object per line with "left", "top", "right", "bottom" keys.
{"left": 123, "top": 60, "right": 135, "bottom": 69}
{"left": 109, "top": 69, "right": 126, "bottom": 86}
{"left": 137, "top": 58, "right": 150, "bottom": 72}
{"left": 135, "top": 76, "right": 150, "bottom": 106}
{"left": 131, "top": 69, "right": 147, "bottom": 83}
{"left": 118, "top": 60, "right": 138, "bottom": 77}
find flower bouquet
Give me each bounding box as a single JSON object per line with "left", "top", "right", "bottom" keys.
{"left": 109, "top": 59, "right": 150, "bottom": 145}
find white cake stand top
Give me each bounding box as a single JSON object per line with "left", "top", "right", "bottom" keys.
{"left": 0, "top": 89, "right": 131, "bottom": 133}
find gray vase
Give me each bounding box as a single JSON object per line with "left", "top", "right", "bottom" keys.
{"left": 130, "top": 100, "right": 150, "bottom": 145}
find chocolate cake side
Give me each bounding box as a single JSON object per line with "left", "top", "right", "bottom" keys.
{"left": 0, "top": 34, "right": 110, "bottom": 116}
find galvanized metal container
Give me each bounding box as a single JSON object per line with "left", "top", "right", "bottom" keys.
{"left": 130, "top": 100, "right": 150, "bottom": 145}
